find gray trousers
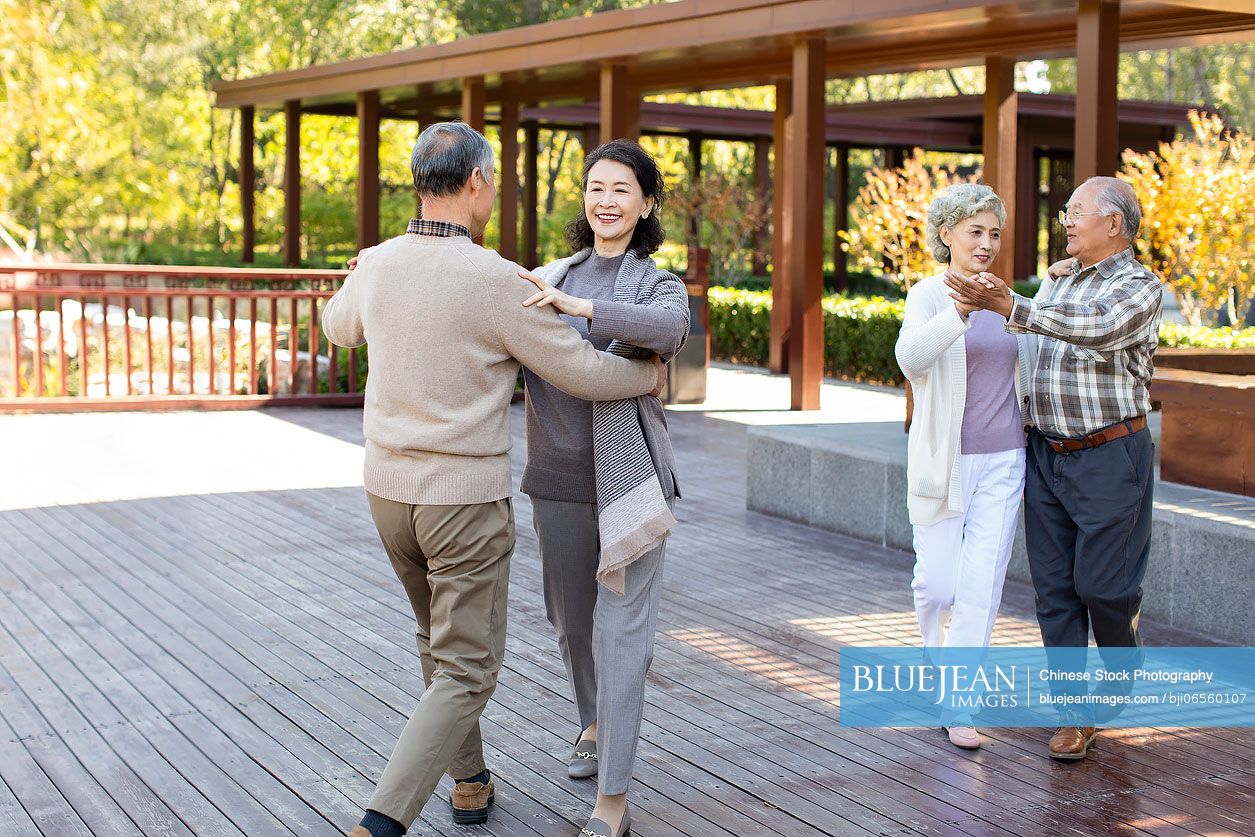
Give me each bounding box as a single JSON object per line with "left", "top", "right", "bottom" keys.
{"left": 532, "top": 497, "right": 667, "bottom": 795}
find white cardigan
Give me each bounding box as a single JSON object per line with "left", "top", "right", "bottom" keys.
{"left": 894, "top": 273, "right": 1034, "bottom": 526}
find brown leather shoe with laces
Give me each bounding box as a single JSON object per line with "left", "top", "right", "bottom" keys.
{"left": 1048, "top": 726, "right": 1097, "bottom": 760}
{"left": 451, "top": 772, "right": 496, "bottom": 825}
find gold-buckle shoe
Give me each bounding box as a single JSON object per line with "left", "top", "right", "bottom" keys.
{"left": 569, "top": 738, "right": 598, "bottom": 779}
{"left": 581, "top": 806, "right": 630, "bottom": 837}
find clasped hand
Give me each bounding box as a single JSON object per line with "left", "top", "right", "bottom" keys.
{"left": 943, "top": 270, "right": 1013, "bottom": 319}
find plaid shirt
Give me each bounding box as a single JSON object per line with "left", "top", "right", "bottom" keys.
{"left": 1005, "top": 248, "right": 1163, "bottom": 440}
{"left": 406, "top": 218, "right": 471, "bottom": 238}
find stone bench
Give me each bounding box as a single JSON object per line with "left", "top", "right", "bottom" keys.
{"left": 746, "top": 417, "right": 1255, "bottom": 645}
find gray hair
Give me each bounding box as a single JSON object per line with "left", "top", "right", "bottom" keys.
{"left": 1082, "top": 176, "right": 1141, "bottom": 241}
{"left": 925, "top": 183, "right": 1007, "bottom": 263}
{"left": 410, "top": 121, "right": 495, "bottom": 197}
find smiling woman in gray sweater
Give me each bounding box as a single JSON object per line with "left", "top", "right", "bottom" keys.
{"left": 516, "top": 140, "right": 688, "bottom": 837}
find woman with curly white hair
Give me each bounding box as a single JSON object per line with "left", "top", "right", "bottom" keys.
{"left": 894, "top": 182, "right": 1031, "bottom": 750}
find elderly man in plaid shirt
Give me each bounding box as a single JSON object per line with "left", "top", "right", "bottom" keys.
{"left": 946, "top": 176, "right": 1163, "bottom": 761}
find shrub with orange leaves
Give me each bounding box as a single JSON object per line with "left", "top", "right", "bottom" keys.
{"left": 1121, "top": 111, "right": 1255, "bottom": 327}
{"left": 839, "top": 150, "right": 978, "bottom": 292}
{"left": 674, "top": 172, "right": 770, "bottom": 285}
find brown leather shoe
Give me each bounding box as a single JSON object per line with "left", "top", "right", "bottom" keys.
{"left": 451, "top": 772, "right": 496, "bottom": 825}
{"left": 346, "top": 828, "right": 370, "bottom": 837}
{"left": 1048, "top": 726, "right": 1097, "bottom": 760}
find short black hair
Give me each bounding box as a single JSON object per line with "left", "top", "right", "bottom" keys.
{"left": 565, "top": 139, "right": 666, "bottom": 258}
{"left": 410, "top": 121, "right": 494, "bottom": 198}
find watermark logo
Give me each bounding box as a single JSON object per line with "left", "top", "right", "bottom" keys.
{"left": 839, "top": 647, "right": 1255, "bottom": 727}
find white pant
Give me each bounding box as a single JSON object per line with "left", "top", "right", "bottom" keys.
{"left": 911, "top": 448, "right": 1026, "bottom": 648}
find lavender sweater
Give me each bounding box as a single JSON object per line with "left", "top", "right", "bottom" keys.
{"left": 961, "top": 310, "right": 1024, "bottom": 454}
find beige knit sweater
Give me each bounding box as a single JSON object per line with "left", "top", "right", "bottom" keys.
{"left": 322, "top": 233, "right": 658, "bottom": 506}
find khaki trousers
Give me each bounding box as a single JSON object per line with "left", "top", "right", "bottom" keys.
{"left": 365, "top": 492, "right": 514, "bottom": 827}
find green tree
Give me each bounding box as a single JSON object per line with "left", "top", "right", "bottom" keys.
{"left": 1043, "top": 44, "right": 1255, "bottom": 132}
{"left": 448, "top": 0, "right": 659, "bottom": 35}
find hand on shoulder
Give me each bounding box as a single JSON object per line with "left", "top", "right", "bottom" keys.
{"left": 1046, "top": 258, "right": 1077, "bottom": 281}
{"left": 517, "top": 268, "right": 593, "bottom": 319}
{"left": 345, "top": 241, "right": 388, "bottom": 272}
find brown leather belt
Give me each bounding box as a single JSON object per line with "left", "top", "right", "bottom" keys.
{"left": 1047, "top": 415, "right": 1147, "bottom": 454}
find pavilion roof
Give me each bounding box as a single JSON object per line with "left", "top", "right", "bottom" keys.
{"left": 211, "top": 0, "right": 1254, "bottom": 114}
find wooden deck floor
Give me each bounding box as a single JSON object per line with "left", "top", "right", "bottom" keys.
{"left": 2, "top": 405, "right": 1255, "bottom": 836}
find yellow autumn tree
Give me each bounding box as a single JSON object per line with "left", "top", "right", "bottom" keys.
{"left": 1121, "top": 111, "right": 1255, "bottom": 327}
{"left": 840, "top": 150, "right": 978, "bottom": 292}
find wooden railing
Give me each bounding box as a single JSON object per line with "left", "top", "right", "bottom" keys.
{"left": 0, "top": 263, "right": 364, "bottom": 412}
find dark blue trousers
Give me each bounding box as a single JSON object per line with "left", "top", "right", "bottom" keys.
{"left": 1025, "top": 424, "right": 1155, "bottom": 650}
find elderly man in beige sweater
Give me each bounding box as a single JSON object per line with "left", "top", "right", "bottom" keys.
{"left": 326, "top": 122, "right": 664, "bottom": 837}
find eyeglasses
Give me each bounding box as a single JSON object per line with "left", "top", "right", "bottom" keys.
{"left": 1057, "top": 207, "right": 1112, "bottom": 225}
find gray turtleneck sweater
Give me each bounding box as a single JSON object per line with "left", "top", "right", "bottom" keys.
{"left": 520, "top": 251, "right": 688, "bottom": 504}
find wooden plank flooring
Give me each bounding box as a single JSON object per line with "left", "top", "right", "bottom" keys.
{"left": 2, "top": 404, "right": 1254, "bottom": 836}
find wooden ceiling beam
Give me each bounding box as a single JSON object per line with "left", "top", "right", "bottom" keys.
{"left": 214, "top": 3, "right": 1255, "bottom": 111}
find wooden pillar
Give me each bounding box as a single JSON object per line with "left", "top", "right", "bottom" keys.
{"left": 282, "top": 99, "right": 301, "bottom": 267}
{"left": 522, "top": 119, "right": 539, "bottom": 269}
{"left": 583, "top": 125, "right": 601, "bottom": 156}
{"left": 752, "top": 136, "right": 770, "bottom": 277}
{"left": 414, "top": 90, "right": 425, "bottom": 219}
{"left": 599, "top": 62, "right": 639, "bottom": 142}
{"left": 240, "top": 105, "right": 255, "bottom": 263}
{"left": 356, "top": 90, "right": 381, "bottom": 251}
{"left": 687, "top": 131, "right": 703, "bottom": 246}
{"left": 461, "top": 76, "right": 485, "bottom": 132}
{"left": 880, "top": 145, "right": 904, "bottom": 275}
{"left": 461, "top": 77, "right": 486, "bottom": 244}
{"left": 787, "top": 38, "right": 826, "bottom": 411}
{"left": 413, "top": 84, "right": 427, "bottom": 123}
{"left": 832, "top": 143, "right": 849, "bottom": 292}
{"left": 1045, "top": 152, "right": 1075, "bottom": 265}
{"left": 769, "top": 77, "right": 793, "bottom": 373}
{"left": 499, "top": 96, "right": 520, "bottom": 261}
{"left": 1075, "top": 0, "right": 1120, "bottom": 180}
{"left": 1015, "top": 139, "right": 1038, "bottom": 280}
{"left": 983, "top": 55, "right": 1018, "bottom": 281}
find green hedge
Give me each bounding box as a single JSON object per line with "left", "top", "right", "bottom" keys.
{"left": 716, "top": 271, "right": 1042, "bottom": 300}
{"left": 823, "top": 294, "right": 906, "bottom": 384}
{"left": 1158, "top": 323, "right": 1255, "bottom": 348}
{"left": 708, "top": 287, "right": 1255, "bottom": 387}
{"left": 708, "top": 288, "right": 907, "bottom": 385}
{"left": 707, "top": 287, "right": 774, "bottom": 367}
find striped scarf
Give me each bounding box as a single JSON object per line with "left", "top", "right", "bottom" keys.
{"left": 538, "top": 248, "right": 689, "bottom": 594}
